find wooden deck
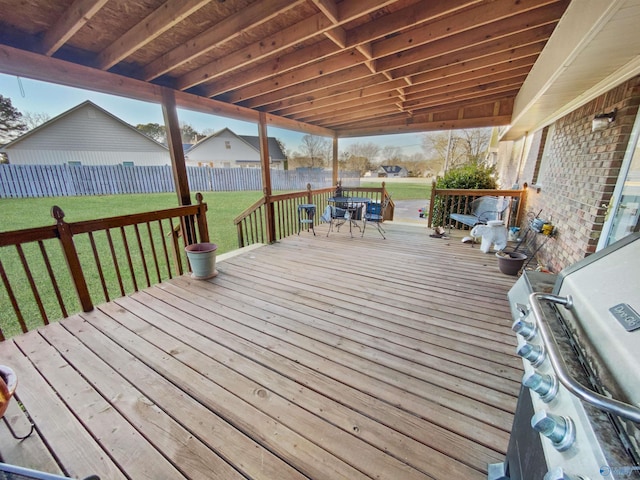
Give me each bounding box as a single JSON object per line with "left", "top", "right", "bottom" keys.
{"left": 0, "top": 222, "right": 522, "bottom": 480}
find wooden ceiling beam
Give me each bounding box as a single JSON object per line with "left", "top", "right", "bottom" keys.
{"left": 296, "top": 96, "right": 399, "bottom": 124}
{"left": 183, "top": 20, "right": 337, "bottom": 92}
{"left": 143, "top": 0, "right": 303, "bottom": 82}
{"left": 406, "top": 46, "right": 540, "bottom": 89}
{"left": 405, "top": 67, "right": 532, "bottom": 103}
{"left": 337, "top": 113, "right": 513, "bottom": 137}
{"left": 347, "top": 0, "right": 482, "bottom": 47}
{"left": 372, "top": 0, "right": 566, "bottom": 58}
{"left": 272, "top": 79, "right": 407, "bottom": 116}
{"left": 273, "top": 57, "right": 536, "bottom": 118}
{"left": 332, "top": 94, "right": 516, "bottom": 133}
{"left": 200, "top": 0, "right": 483, "bottom": 98}
{"left": 390, "top": 29, "right": 551, "bottom": 80}
{"left": 41, "top": 0, "right": 109, "bottom": 56}
{"left": 238, "top": 26, "right": 550, "bottom": 114}
{"left": 376, "top": 8, "right": 561, "bottom": 72}
{"left": 215, "top": 6, "right": 559, "bottom": 108}
{"left": 238, "top": 65, "right": 380, "bottom": 109}
{"left": 332, "top": 90, "right": 518, "bottom": 130}
{"left": 407, "top": 88, "right": 522, "bottom": 115}
{"left": 182, "top": 0, "right": 398, "bottom": 92}
{"left": 402, "top": 77, "right": 527, "bottom": 110}
{"left": 95, "top": 0, "right": 212, "bottom": 70}
{"left": 310, "top": 0, "right": 340, "bottom": 23}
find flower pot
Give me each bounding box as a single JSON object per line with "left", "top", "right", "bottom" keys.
{"left": 185, "top": 242, "right": 218, "bottom": 279}
{"left": 495, "top": 251, "right": 527, "bottom": 276}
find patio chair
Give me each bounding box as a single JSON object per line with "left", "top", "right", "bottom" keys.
{"left": 362, "top": 197, "right": 390, "bottom": 239}
{"left": 449, "top": 196, "right": 509, "bottom": 229}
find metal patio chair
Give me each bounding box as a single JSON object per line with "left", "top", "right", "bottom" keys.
{"left": 361, "top": 197, "right": 390, "bottom": 239}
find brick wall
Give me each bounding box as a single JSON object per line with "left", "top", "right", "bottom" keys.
{"left": 499, "top": 75, "right": 640, "bottom": 272}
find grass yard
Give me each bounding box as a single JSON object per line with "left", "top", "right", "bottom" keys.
{"left": 360, "top": 179, "right": 432, "bottom": 200}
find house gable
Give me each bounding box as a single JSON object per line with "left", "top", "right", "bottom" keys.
{"left": 4, "top": 101, "right": 168, "bottom": 154}
{"left": 185, "top": 128, "right": 285, "bottom": 167}
{"left": 2, "top": 101, "right": 170, "bottom": 166}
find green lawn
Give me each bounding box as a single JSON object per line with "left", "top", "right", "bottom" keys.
{"left": 360, "top": 180, "right": 432, "bottom": 200}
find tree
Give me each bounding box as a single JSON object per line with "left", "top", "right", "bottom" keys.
{"left": 180, "top": 123, "right": 201, "bottom": 143}
{"left": 136, "top": 122, "right": 166, "bottom": 143}
{"left": 380, "top": 145, "right": 402, "bottom": 164}
{"left": 422, "top": 127, "right": 492, "bottom": 173}
{"left": 341, "top": 142, "right": 380, "bottom": 175}
{"left": 22, "top": 111, "right": 51, "bottom": 130}
{"left": 296, "top": 134, "right": 331, "bottom": 168}
{"left": 0, "top": 95, "right": 27, "bottom": 144}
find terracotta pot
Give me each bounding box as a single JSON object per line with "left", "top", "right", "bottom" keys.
{"left": 0, "top": 365, "right": 17, "bottom": 418}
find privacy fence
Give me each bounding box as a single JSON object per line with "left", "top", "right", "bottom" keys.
{"left": 0, "top": 164, "right": 360, "bottom": 198}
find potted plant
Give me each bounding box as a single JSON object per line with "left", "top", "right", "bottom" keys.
{"left": 185, "top": 242, "right": 218, "bottom": 279}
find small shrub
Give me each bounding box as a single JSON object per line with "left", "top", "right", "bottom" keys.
{"left": 431, "top": 165, "right": 497, "bottom": 227}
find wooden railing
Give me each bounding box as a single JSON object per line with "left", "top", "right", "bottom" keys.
{"left": 235, "top": 183, "right": 394, "bottom": 247}
{"left": 0, "top": 194, "right": 209, "bottom": 340}
{"left": 427, "top": 182, "right": 527, "bottom": 229}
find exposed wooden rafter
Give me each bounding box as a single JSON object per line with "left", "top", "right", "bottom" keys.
{"left": 0, "top": 0, "right": 575, "bottom": 137}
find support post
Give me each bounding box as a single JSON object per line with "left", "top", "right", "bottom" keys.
{"left": 259, "top": 112, "right": 276, "bottom": 243}
{"left": 162, "top": 87, "right": 195, "bottom": 244}
{"left": 332, "top": 134, "right": 339, "bottom": 187}
{"left": 428, "top": 180, "right": 437, "bottom": 228}
{"left": 162, "top": 87, "right": 191, "bottom": 207}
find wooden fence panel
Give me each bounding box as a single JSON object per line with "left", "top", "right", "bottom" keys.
{"left": 0, "top": 164, "right": 359, "bottom": 198}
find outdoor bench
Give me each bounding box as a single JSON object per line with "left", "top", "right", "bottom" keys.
{"left": 449, "top": 196, "right": 507, "bottom": 228}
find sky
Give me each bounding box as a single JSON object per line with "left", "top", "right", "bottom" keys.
{"left": 0, "top": 73, "right": 426, "bottom": 159}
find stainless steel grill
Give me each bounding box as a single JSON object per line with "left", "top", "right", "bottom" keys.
{"left": 492, "top": 233, "right": 640, "bottom": 480}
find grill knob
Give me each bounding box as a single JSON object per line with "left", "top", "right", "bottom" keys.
{"left": 523, "top": 370, "right": 558, "bottom": 402}
{"left": 512, "top": 317, "right": 536, "bottom": 339}
{"left": 531, "top": 410, "right": 576, "bottom": 451}
{"left": 516, "top": 338, "right": 545, "bottom": 366}
{"left": 543, "top": 467, "right": 588, "bottom": 479}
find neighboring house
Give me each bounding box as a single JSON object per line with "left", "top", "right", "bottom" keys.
{"left": 184, "top": 128, "right": 286, "bottom": 169}
{"left": 377, "top": 165, "right": 408, "bottom": 177}
{"left": 0, "top": 101, "right": 170, "bottom": 166}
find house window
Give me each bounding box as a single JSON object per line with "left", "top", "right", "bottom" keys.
{"left": 223, "top": 162, "right": 231, "bottom": 168}
{"left": 531, "top": 125, "right": 554, "bottom": 187}
{"left": 68, "top": 161, "right": 82, "bottom": 166}
{"left": 123, "top": 161, "right": 134, "bottom": 167}
{"left": 225, "top": 141, "right": 231, "bottom": 149}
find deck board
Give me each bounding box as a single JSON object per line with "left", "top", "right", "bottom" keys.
{"left": 0, "top": 223, "right": 523, "bottom": 479}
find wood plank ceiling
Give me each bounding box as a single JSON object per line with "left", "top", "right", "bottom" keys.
{"left": 0, "top": 0, "right": 571, "bottom": 137}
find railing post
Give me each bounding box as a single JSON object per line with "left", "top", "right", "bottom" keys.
{"left": 169, "top": 224, "right": 184, "bottom": 276}
{"left": 515, "top": 182, "right": 528, "bottom": 226}
{"left": 428, "top": 180, "right": 437, "bottom": 228}
{"left": 52, "top": 206, "right": 93, "bottom": 313}
{"left": 306, "top": 183, "right": 313, "bottom": 204}
{"left": 264, "top": 189, "right": 276, "bottom": 244}
{"left": 195, "top": 192, "right": 209, "bottom": 243}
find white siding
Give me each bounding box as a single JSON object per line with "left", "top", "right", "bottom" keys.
{"left": 5, "top": 103, "right": 170, "bottom": 166}
{"left": 6, "top": 150, "right": 170, "bottom": 166}
{"left": 186, "top": 130, "right": 259, "bottom": 167}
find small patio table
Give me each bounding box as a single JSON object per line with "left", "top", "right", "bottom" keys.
{"left": 327, "top": 197, "right": 370, "bottom": 236}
